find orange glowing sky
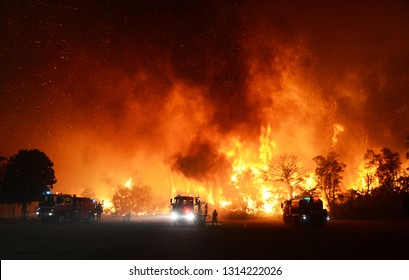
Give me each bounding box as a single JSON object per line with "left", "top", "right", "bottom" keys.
{"left": 1, "top": 0, "right": 409, "bottom": 209}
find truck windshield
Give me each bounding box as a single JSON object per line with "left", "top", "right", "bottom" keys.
{"left": 175, "top": 197, "right": 193, "bottom": 206}
{"left": 173, "top": 197, "right": 194, "bottom": 212}
{"left": 39, "top": 195, "right": 56, "bottom": 206}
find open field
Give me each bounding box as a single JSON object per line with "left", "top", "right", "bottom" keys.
{"left": 1, "top": 216, "right": 408, "bottom": 260}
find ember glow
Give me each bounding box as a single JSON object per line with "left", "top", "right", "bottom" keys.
{"left": 101, "top": 198, "right": 114, "bottom": 214}
{"left": 125, "top": 177, "right": 133, "bottom": 189}
{"left": 353, "top": 164, "right": 380, "bottom": 194}
{"left": 1, "top": 1, "right": 409, "bottom": 215}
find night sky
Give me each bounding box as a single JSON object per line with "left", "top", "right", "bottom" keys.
{"left": 1, "top": 0, "right": 409, "bottom": 202}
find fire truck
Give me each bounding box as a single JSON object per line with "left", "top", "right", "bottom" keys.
{"left": 170, "top": 195, "right": 207, "bottom": 226}
{"left": 36, "top": 193, "right": 98, "bottom": 224}
{"left": 281, "top": 196, "right": 328, "bottom": 228}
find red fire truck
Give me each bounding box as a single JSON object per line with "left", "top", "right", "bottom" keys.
{"left": 36, "top": 193, "right": 97, "bottom": 224}
{"left": 281, "top": 196, "right": 328, "bottom": 228}
{"left": 170, "top": 195, "right": 207, "bottom": 226}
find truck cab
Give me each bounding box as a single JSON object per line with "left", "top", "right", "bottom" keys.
{"left": 170, "top": 195, "right": 207, "bottom": 226}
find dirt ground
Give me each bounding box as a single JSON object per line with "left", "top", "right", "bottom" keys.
{"left": 1, "top": 216, "right": 409, "bottom": 260}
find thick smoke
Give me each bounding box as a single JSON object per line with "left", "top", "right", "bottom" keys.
{"left": 170, "top": 137, "right": 230, "bottom": 181}
{"left": 240, "top": 0, "right": 409, "bottom": 162}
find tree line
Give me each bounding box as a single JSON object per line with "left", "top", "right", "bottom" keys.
{"left": 0, "top": 149, "right": 153, "bottom": 217}
{"left": 262, "top": 136, "right": 409, "bottom": 219}
{"left": 2, "top": 136, "right": 409, "bottom": 219}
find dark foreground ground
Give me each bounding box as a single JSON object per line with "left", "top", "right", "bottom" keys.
{"left": 1, "top": 216, "right": 408, "bottom": 260}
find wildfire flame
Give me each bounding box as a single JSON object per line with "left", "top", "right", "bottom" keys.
{"left": 353, "top": 163, "right": 379, "bottom": 193}
{"left": 212, "top": 125, "right": 284, "bottom": 215}
{"left": 125, "top": 177, "right": 133, "bottom": 189}
{"left": 100, "top": 198, "right": 114, "bottom": 213}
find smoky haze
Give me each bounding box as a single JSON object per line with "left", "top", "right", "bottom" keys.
{"left": 1, "top": 0, "right": 409, "bottom": 206}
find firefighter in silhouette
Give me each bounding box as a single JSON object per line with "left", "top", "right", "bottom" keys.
{"left": 95, "top": 203, "right": 103, "bottom": 223}
{"left": 88, "top": 210, "right": 94, "bottom": 222}
{"left": 212, "top": 209, "right": 218, "bottom": 225}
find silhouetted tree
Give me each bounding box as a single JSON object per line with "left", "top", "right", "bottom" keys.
{"left": 112, "top": 182, "right": 152, "bottom": 214}
{"left": 406, "top": 136, "right": 409, "bottom": 160}
{"left": 363, "top": 171, "right": 376, "bottom": 194}
{"left": 0, "top": 156, "right": 8, "bottom": 199}
{"left": 263, "top": 154, "right": 307, "bottom": 199}
{"left": 80, "top": 188, "right": 96, "bottom": 199}
{"left": 0, "top": 156, "right": 8, "bottom": 176}
{"left": 313, "top": 152, "right": 346, "bottom": 211}
{"left": 364, "top": 148, "right": 401, "bottom": 191}
{"left": 1, "top": 149, "right": 56, "bottom": 218}
{"left": 0, "top": 156, "right": 7, "bottom": 171}
{"left": 397, "top": 175, "right": 409, "bottom": 193}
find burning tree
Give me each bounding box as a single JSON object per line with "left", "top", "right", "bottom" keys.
{"left": 232, "top": 168, "right": 261, "bottom": 214}
{"left": 263, "top": 154, "right": 307, "bottom": 199}
{"left": 111, "top": 180, "right": 152, "bottom": 214}
{"left": 313, "top": 152, "right": 346, "bottom": 211}
{"left": 364, "top": 148, "right": 402, "bottom": 192}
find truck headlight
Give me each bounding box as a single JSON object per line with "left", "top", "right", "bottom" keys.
{"left": 170, "top": 213, "right": 178, "bottom": 220}
{"left": 302, "top": 215, "right": 307, "bottom": 220}
{"left": 186, "top": 212, "right": 194, "bottom": 221}
{"left": 48, "top": 212, "right": 53, "bottom": 216}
